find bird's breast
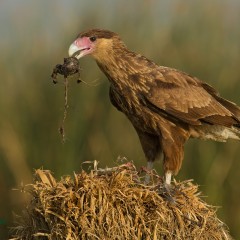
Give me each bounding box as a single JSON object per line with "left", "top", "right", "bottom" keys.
{"left": 110, "top": 85, "right": 138, "bottom": 114}
{"left": 110, "top": 86, "right": 160, "bottom": 134}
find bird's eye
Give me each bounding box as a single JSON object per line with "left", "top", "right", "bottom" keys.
{"left": 89, "top": 36, "right": 97, "bottom": 42}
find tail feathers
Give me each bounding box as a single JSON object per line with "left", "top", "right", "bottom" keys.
{"left": 224, "top": 127, "right": 240, "bottom": 141}
{"left": 200, "top": 83, "right": 240, "bottom": 140}
{"left": 195, "top": 125, "right": 240, "bottom": 142}
{"left": 210, "top": 126, "right": 240, "bottom": 142}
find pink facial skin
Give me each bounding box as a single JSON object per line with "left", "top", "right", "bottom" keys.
{"left": 69, "top": 37, "right": 95, "bottom": 59}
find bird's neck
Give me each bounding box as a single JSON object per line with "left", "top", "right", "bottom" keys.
{"left": 95, "top": 46, "right": 149, "bottom": 92}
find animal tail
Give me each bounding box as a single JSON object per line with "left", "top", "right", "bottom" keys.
{"left": 226, "top": 126, "right": 240, "bottom": 140}
{"left": 218, "top": 97, "right": 240, "bottom": 140}
{"left": 218, "top": 96, "right": 240, "bottom": 140}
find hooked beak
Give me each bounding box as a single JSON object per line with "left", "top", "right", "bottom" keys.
{"left": 68, "top": 37, "right": 93, "bottom": 59}
{"left": 68, "top": 43, "right": 82, "bottom": 58}
{"left": 68, "top": 43, "right": 90, "bottom": 59}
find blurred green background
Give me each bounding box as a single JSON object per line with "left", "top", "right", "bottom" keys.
{"left": 0, "top": 0, "right": 240, "bottom": 239}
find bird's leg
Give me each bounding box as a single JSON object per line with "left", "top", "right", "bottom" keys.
{"left": 162, "top": 170, "right": 176, "bottom": 204}
{"left": 134, "top": 130, "right": 160, "bottom": 185}
{"left": 144, "top": 161, "right": 154, "bottom": 184}
{"left": 165, "top": 170, "right": 172, "bottom": 185}
{"left": 164, "top": 170, "right": 173, "bottom": 195}
{"left": 160, "top": 135, "right": 187, "bottom": 199}
{"left": 147, "top": 161, "right": 154, "bottom": 171}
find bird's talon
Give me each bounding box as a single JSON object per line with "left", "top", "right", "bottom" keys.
{"left": 159, "top": 183, "right": 176, "bottom": 204}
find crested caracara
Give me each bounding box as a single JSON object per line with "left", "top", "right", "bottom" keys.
{"left": 68, "top": 29, "right": 240, "bottom": 184}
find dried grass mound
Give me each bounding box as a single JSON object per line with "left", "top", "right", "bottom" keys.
{"left": 10, "top": 162, "right": 232, "bottom": 240}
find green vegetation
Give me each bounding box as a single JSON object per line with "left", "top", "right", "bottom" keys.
{"left": 0, "top": 1, "right": 240, "bottom": 238}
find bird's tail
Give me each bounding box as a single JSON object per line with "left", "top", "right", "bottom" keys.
{"left": 215, "top": 95, "right": 240, "bottom": 140}
{"left": 226, "top": 126, "right": 240, "bottom": 141}
{"left": 195, "top": 125, "right": 240, "bottom": 142}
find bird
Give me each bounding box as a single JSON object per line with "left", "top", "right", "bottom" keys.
{"left": 68, "top": 28, "right": 240, "bottom": 185}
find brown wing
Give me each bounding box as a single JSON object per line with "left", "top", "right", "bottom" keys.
{"left": 144, "top": 67, "right": 240, "bottom": 127}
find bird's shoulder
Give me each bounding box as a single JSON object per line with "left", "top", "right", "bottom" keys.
{"left": 127, "top": 53, "right": 204, "bottom": 88}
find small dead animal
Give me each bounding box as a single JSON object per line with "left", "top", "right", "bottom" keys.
{"left": 51, "top": 57, "right": 81, "bottom": 84}
{"left": 51, "top": 56, "right": 81, "bottom": 143}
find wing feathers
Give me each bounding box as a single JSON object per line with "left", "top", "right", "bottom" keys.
{"left": 145, "top": 67, "right": 240, "bottom": 127}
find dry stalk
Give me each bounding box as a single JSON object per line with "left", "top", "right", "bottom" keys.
{"left": 10, "top": 162, "right": 233, "bottom": 240}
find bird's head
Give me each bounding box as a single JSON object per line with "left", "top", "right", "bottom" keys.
{"left": 68, "top": 29, "right": 123, "bottom": 61}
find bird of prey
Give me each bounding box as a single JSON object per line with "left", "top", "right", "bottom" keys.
{"left": 68, "top": 29, "right": 240, "bottom": 185}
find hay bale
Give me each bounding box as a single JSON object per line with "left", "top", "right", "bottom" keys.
{"left": 10, "top": 162, "right": 232, "bottom": 240}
